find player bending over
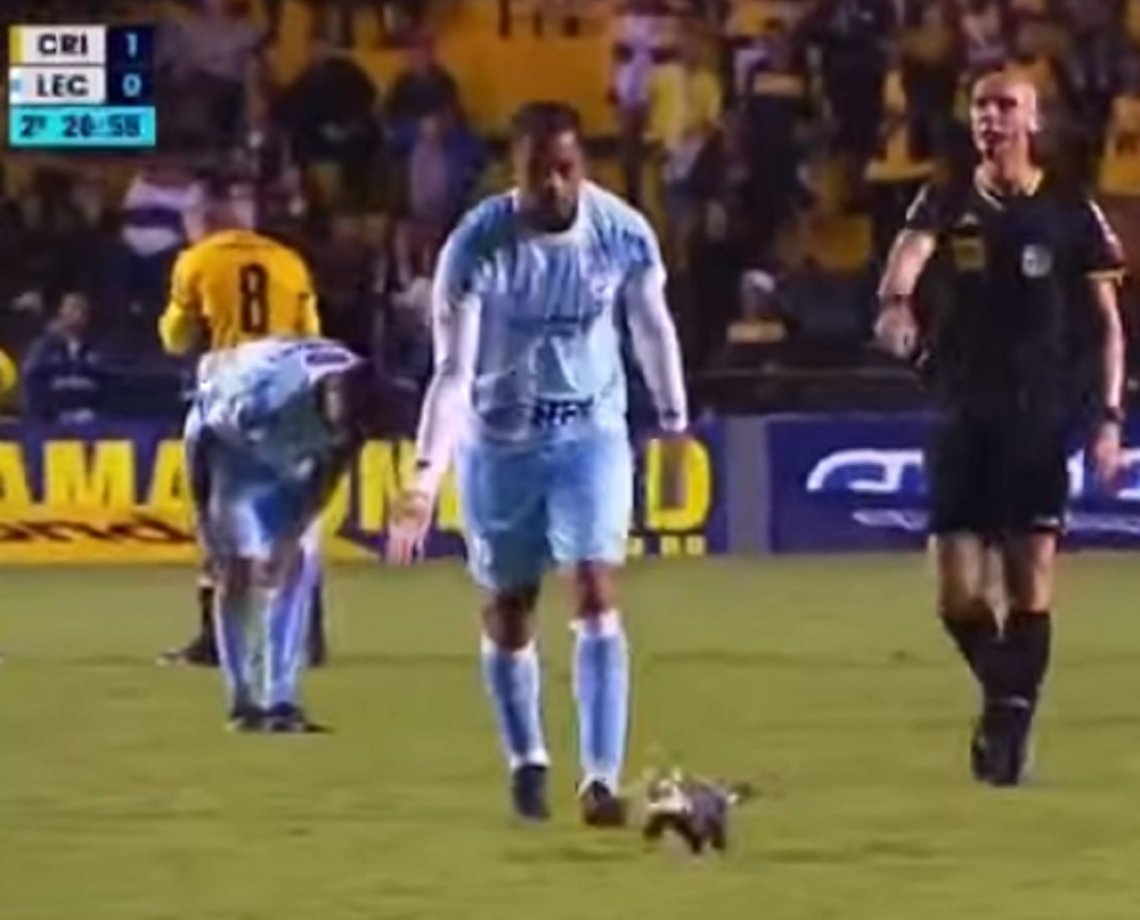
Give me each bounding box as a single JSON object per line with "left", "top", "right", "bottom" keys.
{"left": 157, "top": 174, "right": 329, "bottom": 669}
{"left": 388, "top": 102, "right": 690, "bottom": 824}
{"left": 877, "top": 72, "right": 1125, "bottom": 785}
{"left": 188, "top": 337, "right": 365, "bottom": 731}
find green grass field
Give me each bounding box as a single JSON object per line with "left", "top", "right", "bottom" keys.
{"left": 3, "top": 556, "right": 1140, "bottom": 919}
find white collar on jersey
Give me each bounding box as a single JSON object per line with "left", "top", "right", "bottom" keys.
{"left": 510, "top": 185, "right": 589, "bottom": 245}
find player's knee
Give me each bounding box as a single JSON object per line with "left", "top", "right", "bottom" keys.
{"left": 938, "top": 573, "right": 988, "bottom": 617}
{"left": 571, "top": 563, "right": 616, "bottom": 619}
{"left": 217, "top": 559, "right": 254, "bottom": 607}
{"left": 482, "top": 587, "right": 538, "bottom": 649}
{"left": 261, "top": 544, "right": 302, "bottom": 590}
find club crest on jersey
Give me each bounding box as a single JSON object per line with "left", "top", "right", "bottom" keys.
{"left": 1021, "top": 244, "right": 1053, "bottom": 278}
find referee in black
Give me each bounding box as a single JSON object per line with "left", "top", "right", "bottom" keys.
{"left": 876, "top": 71, "right": 1127, "bottom": 786}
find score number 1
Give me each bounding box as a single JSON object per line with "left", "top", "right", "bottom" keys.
{"left": 108, "top": 25, "right": 154, "bottom": 64}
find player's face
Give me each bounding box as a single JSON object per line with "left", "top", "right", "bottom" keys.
{"left": 515, "top": 131, "right": 585, "bottom": 232}
{"left": 971, "top": 77, "right": 1038, "bottom": 160}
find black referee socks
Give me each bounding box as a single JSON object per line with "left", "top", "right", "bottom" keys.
{"left": 1001, "top": 610, "right": 1052, "bottom": 705}
{"left": 941, "top": 606, "right": 999, "bottom": 685}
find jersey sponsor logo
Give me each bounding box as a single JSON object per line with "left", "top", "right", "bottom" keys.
{"left": 530, "top": 398, "right": 595, "bottom": 429}
{"left": 1021, "top": 244, "right": 1053, "bottom": 279}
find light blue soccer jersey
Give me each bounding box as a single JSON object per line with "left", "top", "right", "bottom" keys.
{"left": 194, "top": 338, "right": 361, "bottom": 480}
{"left": 435, "top": 180, "right": 665, "bottom": 446}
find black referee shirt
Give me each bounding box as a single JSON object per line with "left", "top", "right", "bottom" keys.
{"left": 904, "top": 171, "right": 1124, "bottom": 416}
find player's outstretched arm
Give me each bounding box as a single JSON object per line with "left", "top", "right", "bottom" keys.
{"left": 387, "top": 256, "right": 481, "bottom": 565}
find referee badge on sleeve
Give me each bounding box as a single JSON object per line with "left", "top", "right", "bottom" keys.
{"left": 1021, "top": 244, "right": 1053, "bottom": 279}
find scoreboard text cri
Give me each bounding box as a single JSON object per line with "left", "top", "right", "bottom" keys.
{"left": 8, "top": 24, "right": 156, "bottom": 149}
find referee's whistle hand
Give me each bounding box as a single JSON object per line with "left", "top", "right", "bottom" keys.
{"left": 874, "top": 306, "right": 918, "bottom": 360}
{"left": 1091, "top": 422, "right": 1123, "bottom": 491}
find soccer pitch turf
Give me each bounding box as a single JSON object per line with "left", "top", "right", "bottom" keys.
{"left": 3, "top": 556, "right": 1140, "bottom": 919}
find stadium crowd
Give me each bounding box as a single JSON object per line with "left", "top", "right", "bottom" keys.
{"left": 2, "top": 0, "right": 1140, "bottom": 426}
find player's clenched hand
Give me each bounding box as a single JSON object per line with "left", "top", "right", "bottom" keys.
{"left": 1091, "top": 421, "right": 1123, "bottom": 490}
{"left": 387, "top": 489, "right": 433, "bottom": 565}
{"left": 874, "top": 304, "right": 918, "bottom": 360}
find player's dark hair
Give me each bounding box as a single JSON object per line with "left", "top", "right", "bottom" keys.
{"left": 510, "top": 101, "right": 582, "bottom": 147}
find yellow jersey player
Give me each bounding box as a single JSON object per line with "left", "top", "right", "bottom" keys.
{"left": 159, "top": 177, "right": 320, "bottom": 353}
{"left": 157, "top": 174, "right": 329, "bottom": 670}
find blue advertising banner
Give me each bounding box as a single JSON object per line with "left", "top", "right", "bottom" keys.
{"left": 761, "top": 413, "right": 1140, "bottom": 553}
{"left": 0, "top": 421, "right": 729, "bottom": 563}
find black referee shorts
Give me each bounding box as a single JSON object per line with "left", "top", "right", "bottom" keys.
{"left": 926, "top": 411, "right": 1069, "bottom": 538}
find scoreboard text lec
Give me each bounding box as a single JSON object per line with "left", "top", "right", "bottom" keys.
{"left": 8, "top": 24, "right": 157, "bottom": 149}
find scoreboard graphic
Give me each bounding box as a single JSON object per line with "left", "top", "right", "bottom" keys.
{"left": 7, "top": 24, "right": 156, "bottom": 149}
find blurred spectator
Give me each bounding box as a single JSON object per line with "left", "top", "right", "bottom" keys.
{"left": 899, "top": 0, "right": 959, "bottom": 158}
{"left": 647, "top": 27, "right": 723, "bottom": 267}
{"left": 865, "top": 52, "right": 935, "bottom": 263}
{"left": 376, "top": 274, "right": 433, "bottom": 432}
{"left": 739, "top": 22, "right": 812, "bottom": 262}
{"left": 22, "top": 292, "right": 103, "bottom": 425}
{"left": 610, "top": 0, "right": 674, "bottom": 204}
{"left": 305, "top": 212, "right": 376, "bottom": 355}
{"left": 1059, "top": 0, "right": 1124, "bottom": 174}
{"left": 19, "top": 169, "right": 107, "bottom": 313}
{"left": 393, "top": 107, "right": 486, "bottom": 287}
{"left": 274, "top": 43, "right": 384, "bottom": 206}
{"left": 806, "top": 0, "right": 897, "bottom": 207}
{"left": 1099, "top": 51, "right": 1140, "bottom": 281}
{"left": 0, "top": 171, "right": 35, "bottom": 337}
{"left": 1100, "top": 51, "right": 1140, "bottom": 198}
{"left": 158, "top": 0, "right": 268, "bottom": 150}
{"left": 120, "top": 160, "right": 203, "bottom": 345}
{"left": 958, "top": 0, "right": 1010, "bottom": 73}
{"left": 310, "top": 0, "right": 425, "bottom": 48}
{"left": 385, "top": 33, "right": 460, "bottom": 149}
{"left": 686, "top": 111, "right": 762, "bottom": 367}
{"left": 725, "top": 269, "right": 789, "bottom": 351}
{"left": 1006, "top": 15, "right": 1060, "bottom": 104}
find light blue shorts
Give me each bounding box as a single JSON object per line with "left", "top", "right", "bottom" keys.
{"left": 455, "top": 429, "right": 634, "bottom": 592}
{"left": 186, "top": 407, "right": 319, "bottom": 563}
